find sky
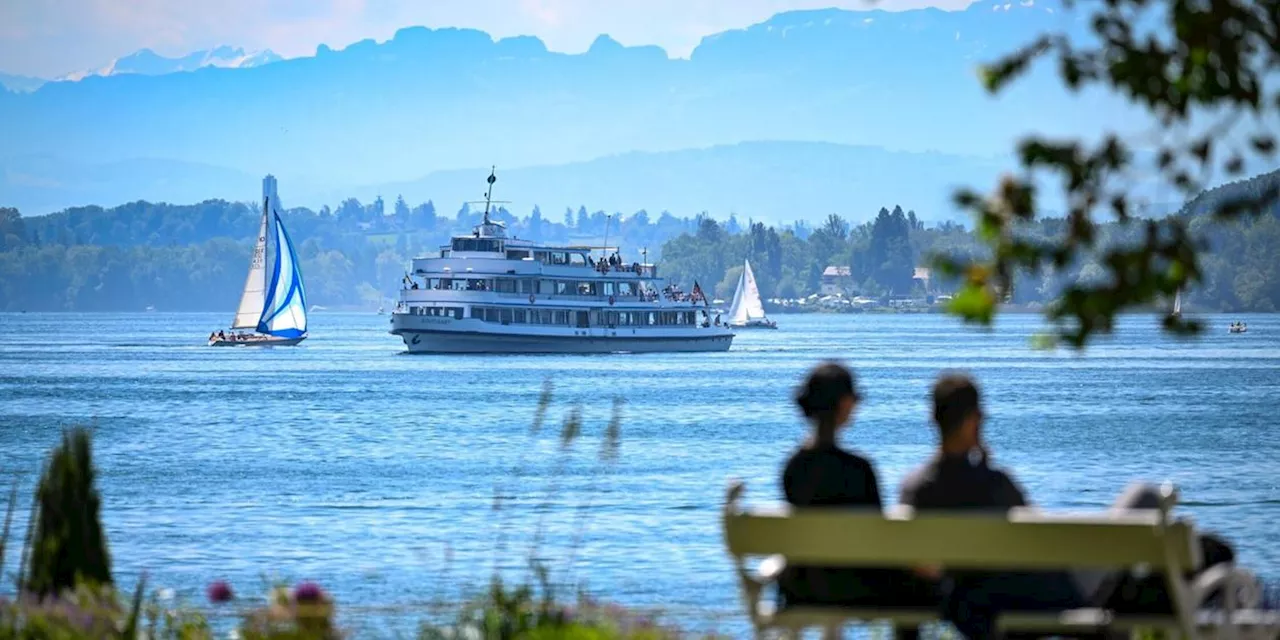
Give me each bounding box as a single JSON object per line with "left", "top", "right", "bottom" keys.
{"left": 0, "top": 0, "right": 974, "bottom": 78}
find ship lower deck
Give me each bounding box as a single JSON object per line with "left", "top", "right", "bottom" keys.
{"left": 389, "top": 315, "right": 733, "bottom": 354}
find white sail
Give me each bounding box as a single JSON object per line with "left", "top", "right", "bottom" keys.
{"left": 256, "top": 209, "right": 308, "bottom": 338}
{"left": 728, "top": 259, "right": 768, "bottom": 325}
{"left": 726, "top": 268, "right": 747, "bottom": 324}
{"left": 231, "top": 204, "right": 269, "bottom": 329}
{"left": 741, "top": 260, "right": 767, "bottom": 321}
{"left": 1173, "top": 289, "right": 1183, "bottom": 316}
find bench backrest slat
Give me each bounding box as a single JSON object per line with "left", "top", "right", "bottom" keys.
{"left": 724, "top": 507, "right": 1199, "bottom": 570}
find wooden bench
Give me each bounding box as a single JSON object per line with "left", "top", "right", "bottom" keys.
{"left": 722, "top": 481, "right": 1279, "bottom": 639}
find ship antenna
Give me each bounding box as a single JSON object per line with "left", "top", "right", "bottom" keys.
{"left": 483, "top": 166, "right": 496, "bottom": 224}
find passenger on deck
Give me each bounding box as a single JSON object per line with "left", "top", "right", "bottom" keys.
{"left": 901, "top": 374, "right": 1247, "bottom": 639}
{"left": 778, "top": 362, "right": 936, "bottom": 638}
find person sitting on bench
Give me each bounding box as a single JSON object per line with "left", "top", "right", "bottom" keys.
{"left": 779, "top": 362, "right": 938, "bottom": 637}
{"left": 901, "top": 373, "right": 1248, "bottom": 639}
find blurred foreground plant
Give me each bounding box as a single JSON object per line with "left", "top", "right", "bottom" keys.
{"left": 940, "top": 0, "right": 1280, "bottom": 348}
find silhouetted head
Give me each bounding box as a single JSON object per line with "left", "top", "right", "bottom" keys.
{"left": 932, "top": 373, "right": 983, "bottom": 451}
{"left": 795, "top": 362, "right": 861, "bottom": 441}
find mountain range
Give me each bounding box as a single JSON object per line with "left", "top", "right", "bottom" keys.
{"left": 0, "top": 46, "right": 283, "bottom": 91}
{"left": 0, "top": 1, "right": 1208, "bottom": 220}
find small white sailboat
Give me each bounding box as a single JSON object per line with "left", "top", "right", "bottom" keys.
{"left": 726, "top": 259, "right": 777, "bottom": 329}
{"left": 209, "top": 176, "right": 308, "bottom": 347}
{"left": 1229, "top": 321, "right": 1248, "bottom": 334}
{"left": 1172, "top": 289, "right": 1182, "bottom": 318}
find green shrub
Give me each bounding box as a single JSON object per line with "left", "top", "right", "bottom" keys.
{"left": 25, "top": 427, "right": 112, "bottom": 597}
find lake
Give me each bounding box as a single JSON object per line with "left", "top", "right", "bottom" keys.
{"left": 1, "top": 311, "right": 1277, "bottom": 636}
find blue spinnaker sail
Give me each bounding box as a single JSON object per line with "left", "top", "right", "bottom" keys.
{"left": 256, "top": 210, "right": 308, "bottom": 338}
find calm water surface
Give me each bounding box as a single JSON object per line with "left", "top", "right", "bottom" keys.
{"left": 1, "top": 312, "right": 1278, "bottom": 635}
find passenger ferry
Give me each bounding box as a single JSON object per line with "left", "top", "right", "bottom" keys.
{"left": 389, "top": 170, "right": 735, "bottom": 354}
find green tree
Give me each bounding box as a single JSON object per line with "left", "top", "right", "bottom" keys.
{"left": 941, "top": 0, "right": 1280, "bottom": 347}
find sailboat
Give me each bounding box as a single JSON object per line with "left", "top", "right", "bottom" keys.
{"left": 1172, "top": 289, "right": 1182, "bottom": 318}
{"left": 726, "top": 259, "right": 777, "bottom": 329}
{"left": 208, "top": 176, "right": 308, "bottom": 347}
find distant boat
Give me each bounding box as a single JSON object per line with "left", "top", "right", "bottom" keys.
{"left": 144, "top": 305, "right": 156, "bottom": 312}
{"left": 726, "top": 259, "right": 777, "bottom": 329}
{"left": 209, "top": 176, "right": 308, "bottom": 347}
{"left": 377, "top": 303, "right": 385, "bottom": 315}
{"left": 1172, "top": 289, "right": 1182, "bottom": 318}
{"left": 1230, "top": 322, "right": 1248, "bottom": 334}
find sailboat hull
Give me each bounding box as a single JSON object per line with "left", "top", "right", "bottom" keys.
{"left": 208, "top": 335, "right": 306, "bottom": 347}
{"left": 729, "top": 321, "right": 778, "bottom": 330}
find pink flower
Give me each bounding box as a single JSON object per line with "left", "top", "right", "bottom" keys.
{"left": 293, "top": 581, "right": 326, "bottom": 604}
{"left": 206, "top": 580, "right": 234, "bottom": 604}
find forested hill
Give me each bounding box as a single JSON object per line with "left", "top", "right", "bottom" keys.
{"left": 1, "top": 171, "right": 1279, "bottom": 312}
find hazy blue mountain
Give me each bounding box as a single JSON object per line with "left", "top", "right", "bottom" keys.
{"left": 61, "top": 45, "right": 284, "bottom": 80}
{"left": 0, "top": 1, "right": 1126, "bottom": 192}
{"left": 361, "top": 141, "right": 1009, "bottom": 223}
{"left": 1, "top": 141, "right": 1004, "bottom": 222}
{"left": 0, "top": 155, "right": 258, "bottom": 214}
{"left": 0, "top": 72, "right": 45, "bottom": 93}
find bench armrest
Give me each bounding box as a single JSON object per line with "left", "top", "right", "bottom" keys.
{"left": 755, "top": 554, "right": 786, "bottom": 584}
{"left": 1192, "top": 562, "right": 1264, "bottom": 611}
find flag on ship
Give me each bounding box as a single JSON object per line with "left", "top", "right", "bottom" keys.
{"left": 691, "top": 281, "right": 708, "bottom": 306}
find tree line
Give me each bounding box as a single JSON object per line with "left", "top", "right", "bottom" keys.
{"left": 1, "top": 170, "right": 1278, "bottom": 312}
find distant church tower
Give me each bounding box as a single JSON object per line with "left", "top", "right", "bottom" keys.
{"left": 262, "top": 174, "right": 282, "bottom": 212}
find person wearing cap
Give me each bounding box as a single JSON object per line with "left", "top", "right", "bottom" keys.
{"left": 778, "top": 361, "right": 936, "bottom": 638}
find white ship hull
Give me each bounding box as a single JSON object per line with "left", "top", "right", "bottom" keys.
{"left": 391, "top": 316, "right": 731, "bottom": 354}
{"left": 391, "top": 168, "right": 733, "bottom": 355}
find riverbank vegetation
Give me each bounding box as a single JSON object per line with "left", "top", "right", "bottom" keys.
{"left": 1, "top": 169, "right": 1278, "bottom": 315}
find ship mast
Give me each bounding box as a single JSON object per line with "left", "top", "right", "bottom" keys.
{"left": 482, "top": 166, "right": 496, "bottom": 225}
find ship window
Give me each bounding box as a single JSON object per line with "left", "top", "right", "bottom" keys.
{"left": 555, "top": 281, "right": 571, "bottom": 295}
{"left": 554, "top": 310, "right": 569, "bottom": 325}
{"left": 618, "top": 282, "right": 635, "bottom": 296}
{"left": 569, "top": 253, "right": 587, "bottom": 266}
{"left": 603, "top": 282, "right": 616, "bottom": 296}
{"left": 577, "top": 282, "right": 598, "bottom": 296}
{"left": 550, "top": 253, "right": 567, "bottom": 265}
{"left": 534, "top": 251, "right": 549, "bottom": 264}
{"left": 519, "top": 279, "right": 534, "bottom": 294}
{"left": 495, "top": 279, "right": 517, "bottom": 293}
{"left": 539, "top": 280, "right": 555, "bottom": 295}
{"left": 466, "top": 279, "right": 489, "bottom": 291}
{"left": 500, "top": 309, "right": 513, "bottom": 324}
{"left": 507, "top": 249, "right": 530, "bottom": 260}
{"left": 514, "top": 310, "right": 527, "bottom": 324}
